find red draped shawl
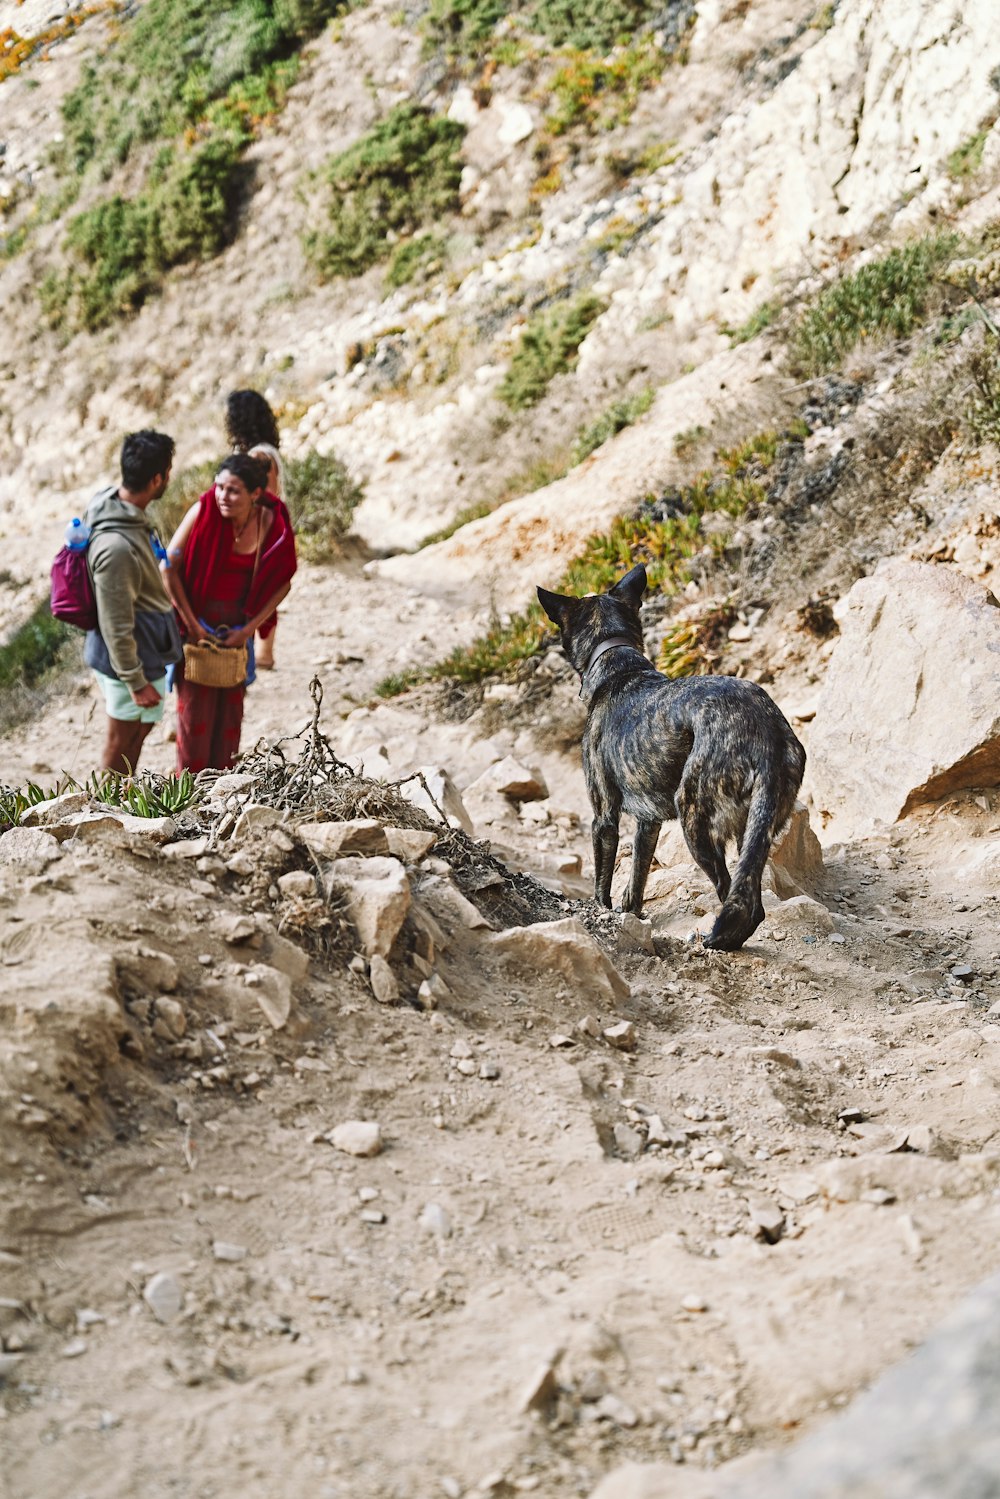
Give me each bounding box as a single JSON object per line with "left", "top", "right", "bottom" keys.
{"left": 178, "top": 489, "right": 297, "bottom": 630}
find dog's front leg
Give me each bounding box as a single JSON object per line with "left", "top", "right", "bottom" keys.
{"left": 592, "top": 814, "right": 620, "bottom": 908}
{"left": 621, "top": 818, "right": 661, "bottom": 915}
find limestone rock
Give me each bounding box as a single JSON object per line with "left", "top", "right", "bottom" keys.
{"left": 466, "top": 757, "right": 549, "bottom": 803}
{"left": 246, "top": 965, "right": 294, "bottom": 1029}
{"left": 277, "top": 870, "right": 317, "bottom": 898}
{"left": 489, "top": 918, "right": 630, "bottom": 1004}
{"left": 231, "top": 804, "right": 286, "bottom": 839}
{"left": 327, "top": 856, "right": 411, "bottom": 958}
{"left": 298, "top": 819, "right": 390, "bottom": 859}
{"left": 810, "top": 561, "right": 1000, "bottom": 836}
{"left": 399, "top": 767, "right": 473, "bottom": 835}
{"left": 384, "top": 827, "right": 437, "bottom": 862}
{"left": 769, "top": 802, "right": 824, "bottom": 897}
{"left": 143, "top": 1272, "right": 183, "bottom": 1324}
{"left": 328, "top": 1120, "right": 382, "bottom": 1157}
{"left": 369, "top": 954, "right": 399, "bottom": 1004}
{"left": 0, "top": 827, "right": 61, "bottom": 874}
{"left": 116, "top": 946, "right": 180, "bottom": 994}
{"left": 19, "top": 789, "right": 90, "bottom": 825}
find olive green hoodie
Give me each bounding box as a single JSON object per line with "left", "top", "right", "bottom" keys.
{"left": 84, "top": 486, "right": 181, "bottom": 691}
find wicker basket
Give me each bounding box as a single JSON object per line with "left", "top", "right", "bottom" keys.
{"left": 183, "top": 639, "right": 248, "bottom": 688}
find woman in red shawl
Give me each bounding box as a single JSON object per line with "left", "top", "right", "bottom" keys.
{"left": 162, "top": 453, "right": 297, "bottom": 773}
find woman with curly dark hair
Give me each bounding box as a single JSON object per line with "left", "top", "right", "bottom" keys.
{"left": 223, "top": 389, "right": 283, "bottom": 667}
{"left": 224, "top": 388, "right": 281, "bottom": 454}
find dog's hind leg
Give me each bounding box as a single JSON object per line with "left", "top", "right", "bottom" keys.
{"left": 591, "top": 794, "right": 622, "bottom": 908}
{"left": 676, "top": 772, "right": 731, "bottom": 904}
{"left": 621, "top": 818, "right": 661, "bottom": 915}
{"left": 704, "top": 775, "right": 773, "bottom": 951}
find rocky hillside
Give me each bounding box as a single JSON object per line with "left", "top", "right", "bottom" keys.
{"left": 3, "top": 0, "right": 1000, "bottom": 1495}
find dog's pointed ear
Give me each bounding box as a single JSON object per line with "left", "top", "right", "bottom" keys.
{"left": 609, "top": 563, "right": 647, "bottom": 610}
{"left": 536, "top": 585, "right": 573, "bottom": 629}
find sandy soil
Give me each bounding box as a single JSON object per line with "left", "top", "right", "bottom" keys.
{"left": 2, "top": 550, "right": 1000, "bottom": 1499}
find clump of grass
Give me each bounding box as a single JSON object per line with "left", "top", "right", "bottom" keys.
{"left": 604, "top": 140, "right": 679, "bottom": 179}
{"left": 88, "top": 767, "right": 200, "bottom": 816}
{"left": 304, "top": 104, "right": 465, "bottom": 280}
{"left": 947, "top": 127, "right": 992, "bottom": 181}
{"left": 673, "top": 423, "right": 707, "bottom": 458}
{"left": 656, "top": 604, "right": 736, "bottom": 678}
{"left": 572, "top": 386, "right": 654, "bottom": 463}
{"left": 790, "top": 233, "right": 960, "bottom": 376}
{"left": 284, "top": 450, "right": 364, "bottom": 561}
{"left": 422, "top": 0, "right": 676, "bottom": 58}
{"left": 499, "top": 292, "right": 606, "bottom": 409}
{"left": 722, "top": 299, "right": 777, "bottom": 346}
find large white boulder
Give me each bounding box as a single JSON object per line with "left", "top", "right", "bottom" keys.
{"left": 809, "top": 561, "right": 1000, "bottom": 837}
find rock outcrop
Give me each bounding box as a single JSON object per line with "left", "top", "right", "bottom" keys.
{"left": 808, "top": 561, "right": 1000, "bottom": 836}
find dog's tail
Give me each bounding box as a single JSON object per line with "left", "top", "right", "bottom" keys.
{"left": 705, "top": 740, "right": 805, "bottom": 952}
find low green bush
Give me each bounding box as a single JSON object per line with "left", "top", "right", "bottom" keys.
{"left": 304, "top": 105, "right": 465, "bottom": 280}
{"left": 790, "top": 234, "right": 960, "bottom": 376}
{"left": 0, "top": 599, "right": 73, "bottom": 695}
{"left": 423, "top": 0, "right": 683, "bottom": 58}
{"left": 45, "top": 131, "right": 244, "bottom": 331}
{"left": 545, "top": 39, "right": 665, "bottom": 135}
{"left": 385, "top": 232, "right": 449, "bottom": 289}
{"left": 498, "top": 292, "right": 606, "bottom": 409}
{"left": 60, "top": 0, "right": 341, "bottom": 177}
{"left": 284, "top": 450, "right": 364, "bottom": 561}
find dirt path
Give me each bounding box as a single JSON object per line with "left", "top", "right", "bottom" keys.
{"left": 3, "top": 556, "right": 1000, "bottom": 1499}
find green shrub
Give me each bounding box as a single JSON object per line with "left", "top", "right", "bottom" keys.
{"left": 385, "top": 232, "right": 449, "bottom": 289}
{"left": 424, "top": 0, "right": 512, "bottom": 55}
{"left": 48, "top": 131, "right": 244, "bottom": 331}
{"left": 572, "top": 386, "right": 653, "bottom": 462}
{"left": 422, "top": 0, "right": 682, "bottom": 58}
{"left": 0, "top": 599, "right": 72, "bottom": 695}
{"left": 304, "top": 105, "right": 465, "bottom": 279}
{"left": 546, "top": 40, "right": 664, "bottom": 135}
{"left": 790, "top": 234, "right": 960, "bottom": 376}
{"left": 499, "top": 292, "right": 606, "bottom": 409}
{"left": 284, "top": 450, "right": 364, "bottom": 561}
{"left": 60, "top": 0, "right": 342, "bottom": 177}
{"left": 532, "top": 0, "right": 664, "bottom": 52}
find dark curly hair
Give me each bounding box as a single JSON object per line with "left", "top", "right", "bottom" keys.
{"left": 216, "top": 452, "right": 270, "bottom": 494}
{"left": 224, "top": 389, "right": 280, "bottom": 453}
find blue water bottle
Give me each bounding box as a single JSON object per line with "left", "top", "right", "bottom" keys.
{"left": 65, "top": 517, "right": 91, "bottom": 550}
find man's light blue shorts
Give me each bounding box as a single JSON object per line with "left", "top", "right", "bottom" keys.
{"left": 93, "top": 671, "right": 168, "bottom": 724}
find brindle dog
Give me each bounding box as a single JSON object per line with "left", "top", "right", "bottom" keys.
{"left": 537, "top": 563, "right": 806, "bottom": 950}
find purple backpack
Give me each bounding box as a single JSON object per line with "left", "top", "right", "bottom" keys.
{"left": 50, "top": 545, "right": 97, "bottom": 631}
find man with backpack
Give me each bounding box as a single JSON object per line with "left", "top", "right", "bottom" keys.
{"left": 84, "top": 430, "right": 182, "bottom": 773}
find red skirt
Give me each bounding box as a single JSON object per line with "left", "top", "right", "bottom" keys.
{"left": 175, "top": 666, "right": 246, "bottom": 774}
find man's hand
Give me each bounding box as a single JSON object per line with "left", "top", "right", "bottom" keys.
{"left": 131, "top": 682, "right": 162, "bottom": 708}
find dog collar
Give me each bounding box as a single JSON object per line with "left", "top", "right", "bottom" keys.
{"left": 580, "top": 635, "right": 638, "bottom": 679}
